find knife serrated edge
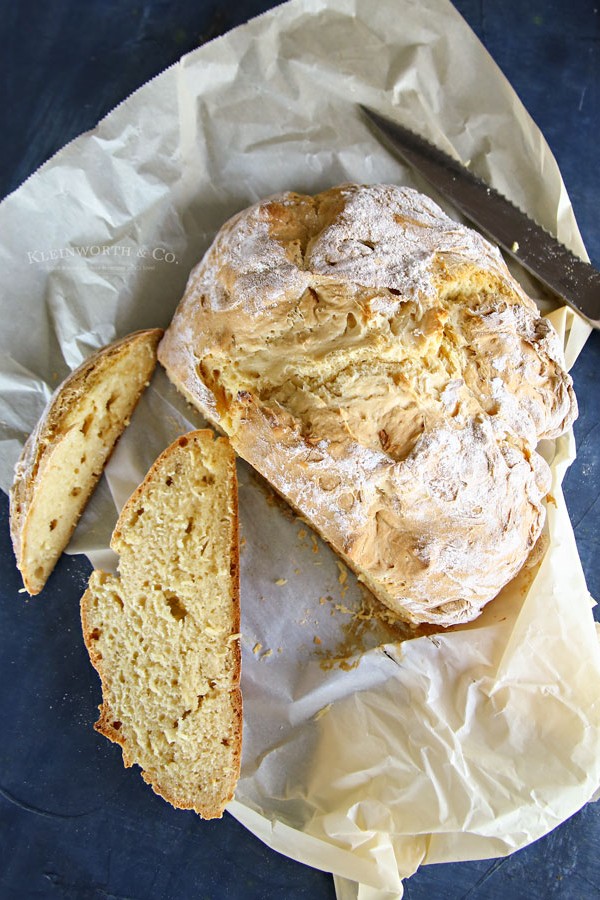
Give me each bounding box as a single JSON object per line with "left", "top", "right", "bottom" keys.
{"left": 360, "top": 105, "right": 600, "bottom": 328}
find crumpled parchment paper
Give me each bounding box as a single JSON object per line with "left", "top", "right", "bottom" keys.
{"left": 1, "top": 0, "right": 598, "bottom": 897}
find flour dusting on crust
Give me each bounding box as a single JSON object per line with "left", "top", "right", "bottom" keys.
{"left": 158, "top": 184, "right": 577, "bottom": 627}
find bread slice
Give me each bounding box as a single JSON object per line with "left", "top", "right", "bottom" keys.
{"left": 10, "top": 329, "right": 163, "bottom": 595}
{"left": 80, "top": 430, "right": 241, "bottom": 819}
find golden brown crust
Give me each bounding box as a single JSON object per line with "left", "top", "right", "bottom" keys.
{"left": 158, "top": 184, "right": 577, "bottom": 626}
{"left": 10, "top": 329, "right": 163, "bottom": 595}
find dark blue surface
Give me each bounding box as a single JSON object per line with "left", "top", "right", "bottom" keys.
{"left": 1, "top": 2, "right": 599, "bottom": 897}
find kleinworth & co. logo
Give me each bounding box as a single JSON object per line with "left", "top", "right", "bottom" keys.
{"left": 26, "top": 244, "right": 180, "bottom": 269}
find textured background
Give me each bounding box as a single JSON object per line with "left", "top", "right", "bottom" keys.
{"left": 0, "top": 1, "right": 599, "bottom": 897}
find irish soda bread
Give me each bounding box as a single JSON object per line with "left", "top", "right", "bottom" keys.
{"left": 80, "top": 430, "right": 241, "bottom": 819}
{"left": 158, "top": 184, "right": 576, "bottom": 627}
{"left": 10, "top": 329, "right": 162, "bottom": 595}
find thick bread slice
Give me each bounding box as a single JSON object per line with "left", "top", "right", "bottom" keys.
{"left": 10, "top": 329, "right": 163, "bottom": 595}
{"left": 80, "top": 430, "right": 241, "bottom": 820}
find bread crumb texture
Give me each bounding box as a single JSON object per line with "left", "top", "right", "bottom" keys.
{"left": 158, "top": 184, "right": 577, "bottom": 627}
{"left": 80, "top": 430, "right": 241, "bottom": 819}
{"left": 10, "top": 329, "right": 163, "bottom": 595}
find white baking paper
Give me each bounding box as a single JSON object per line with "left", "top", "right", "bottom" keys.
{"left": 1, "top": 1, "right": 599, "bottom": 897}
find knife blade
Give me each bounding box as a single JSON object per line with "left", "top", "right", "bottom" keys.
{"left": 360, "top": 105, "right": 600, "bottom": 329}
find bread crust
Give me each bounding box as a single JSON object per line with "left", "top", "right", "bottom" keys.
{"left": 80, "top": 429, "right": 242, "bottom": 819}
{"left": 10, "top": 328, "right": 163, "bottom": 594}
{"left": 158, "top": 183, "right": 577, "bottom": 627}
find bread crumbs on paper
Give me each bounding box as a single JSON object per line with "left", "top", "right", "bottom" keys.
{"left": 275, "top": 578, "right": 287, "bottom": 586}
{"left": 337, "top": 562, "right": 348, "bottom": 585}
{"left": 251, "top": 641, "right": 272, "bottom": 661}
{"left": 315, "top": 585, "right": 420, "bottom": 672}
{"left": 334, "top": 603, "right": 354, "bottom": 615}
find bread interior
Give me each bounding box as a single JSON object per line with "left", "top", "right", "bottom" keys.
{"left": 81, "top": 433, "right": 240, "bottom": 818}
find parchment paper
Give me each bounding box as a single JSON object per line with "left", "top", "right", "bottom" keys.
{"left": 1, "top": 0, "right": 599, "bottom": 897}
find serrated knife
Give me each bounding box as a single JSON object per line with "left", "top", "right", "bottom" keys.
{"left": 360, "top": 105, "right": 600, "bottom": 329}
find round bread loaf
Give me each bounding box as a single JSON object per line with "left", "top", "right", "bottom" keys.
{"left": 159, "top": 183, "right": 576, "bottom": 627}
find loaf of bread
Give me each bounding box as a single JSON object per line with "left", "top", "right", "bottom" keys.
{"left": 10, "top": 328, "right": 163, "bottom": 595}
{"left": 158, "top": 183, "right": 577, "bottom": 627}
{"left": 80, "top": 430, "right": 241, "bottom": 819}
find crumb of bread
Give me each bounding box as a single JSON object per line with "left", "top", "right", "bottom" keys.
{"left": 80, "top": 429, "right": 241, "bottom": 820}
